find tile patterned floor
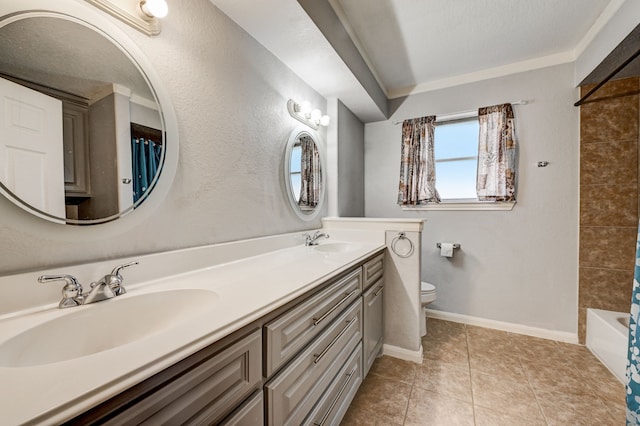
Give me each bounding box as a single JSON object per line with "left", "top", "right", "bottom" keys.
{"left": 342, "top": 319, "right": 625, "bottom": 425}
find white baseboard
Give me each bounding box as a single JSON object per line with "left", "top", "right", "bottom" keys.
{"left": 425, "top": 309, "right": 579, "bottom": 344}
{"left": 382, "top": 343, "right": 423, "bottom": 364}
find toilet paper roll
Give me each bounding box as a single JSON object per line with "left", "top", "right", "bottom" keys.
{"left": 440, "top": 243, "right": 454, "bottom": 257}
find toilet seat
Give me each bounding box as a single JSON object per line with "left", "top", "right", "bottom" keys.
{"left": 421, "top": 281, "right": 436, "bottom": 304}
{"left": 421, "top": 281, "right": 435, "bottom": 294}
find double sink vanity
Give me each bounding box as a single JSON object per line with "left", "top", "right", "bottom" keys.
{"left": 0, "top": 230, "right": 387, "bottom": 425}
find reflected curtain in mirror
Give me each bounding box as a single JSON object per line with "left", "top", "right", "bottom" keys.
{"left": 476, "top": 103, "right": 516, "bottom": 201}
{"left": 298, "top": 135, "right": 322, "bottom": 210}
{"left": 132, "top": 137, "right": 161, "bottom": 204}
{"left": 397, "top": 116, "right": 440, "bottom": 205}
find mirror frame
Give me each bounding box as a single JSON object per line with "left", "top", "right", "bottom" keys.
{"left": 283, "top": 126, "right": 326, "bottom": 222}
{"left": 0, "top": 0, "right": 179, "bottom": 226}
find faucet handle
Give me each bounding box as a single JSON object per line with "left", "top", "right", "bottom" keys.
{"left": 110, "top": 261, "right": 139, "bottom": 278}
{"left": 108, "top": 261, "right": 138, "bottom": 296}
{"left": 38, "top": 274, "right": 84, "bottom": 308}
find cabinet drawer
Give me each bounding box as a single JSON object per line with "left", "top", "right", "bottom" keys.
{"left": 363, "top": 279, "right": 384, "bottom": 376}
{"left": 264, "top": 268, "right": 362, "bottom": 376}
{"left": 362, "top": 253, "right": 384, "bottom": 290}
{"left": 305, "top": 343, "right": 362, "bottom": 426}
{"left": 104, "top": 330, "right": 262, "bottom": 425}
{"left": 220, "top": 390, "right": 264, "bottom": 426}
{"left": 265, "top": 299, "right": 362, "bottom": 426}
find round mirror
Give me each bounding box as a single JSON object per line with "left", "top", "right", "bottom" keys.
{"left": 0, "top": 8, "right": 177, "bottom": 225}
{"left": 284, "top": 127, "right": 325, "bottom": 221}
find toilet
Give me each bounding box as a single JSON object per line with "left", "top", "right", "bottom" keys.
{"left": 421, "top": 281, "right": 437, "bottom": 336}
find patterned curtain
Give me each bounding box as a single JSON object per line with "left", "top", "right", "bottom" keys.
{"left": 476, "top": 103, "right": 517, "bottom": 201}
{"left": 397, "top": 116, "right": 440, "bottom": 205}
{"left": 132, "top": 137, "right": 162, "bottom": 203}
{"left": 298, "top": 135, "right": 321, "bottom": 209}
{"left": 627, "top": 221, "right": 640, "bottom": 424}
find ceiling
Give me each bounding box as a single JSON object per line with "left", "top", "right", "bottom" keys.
{"left": 211, "top": 0, "right": 626, "bottom": 122}
{"left": 0, "top": 16, "right": 153, "bottom": 103}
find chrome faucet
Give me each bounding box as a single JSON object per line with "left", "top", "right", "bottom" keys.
{"left": 38, "top": 274, "right": 84, "bottom": 308}
{"left": 305, "top": 231, "right": 330, "bottom": 246}
{"left": 39, "top": 261, "right": 138, "bottom": 308}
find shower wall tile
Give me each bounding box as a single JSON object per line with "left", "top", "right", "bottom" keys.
{"left": 580, "top": 139, "right": 638, "bottom": 186}
{"left": 578, "top": 77, "right": 639, "bottom": 344}
{"left": 580, "top": 79, "right": 639, "bottom": 144}
{"left": 579, "top": 267, "right": 633, "bottom": 311}
{"left": 579, "top": 185, "right": 638, "bottom": 227}
{"left": 579, "top": 226, "right": 637, "bottom": 270}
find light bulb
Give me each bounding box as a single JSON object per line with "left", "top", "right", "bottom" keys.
{"left": 140, "top": 0, "right": 168, "bottom": 18}
{"left": 320, "top": 115, "right": 331, "bottom": 126}
{"left": 310, "top": 109, "right": 322, "bottom": 122}
{"left": 299, "top": 101, "right": 312, "bottom": 116}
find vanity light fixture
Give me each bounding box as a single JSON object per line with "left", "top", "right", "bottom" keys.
{"left": 138, "top": 0, "right": 168, "bottom": 19}
{"left": 287, "top": 99, "right": 330, "bottom": 130}
{"left": 84, "top": 0, "right": 165, "bottom": 36}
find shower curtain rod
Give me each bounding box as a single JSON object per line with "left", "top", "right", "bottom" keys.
{"left": 392, "top": 100, "right": 528, "bottom": 125}
{"left": 574, "top": 45, "right": 640, "bottom": 107}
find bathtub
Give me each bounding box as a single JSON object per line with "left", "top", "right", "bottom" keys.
{"left": 586, "top": 308, "right": 629, "bottom": 383}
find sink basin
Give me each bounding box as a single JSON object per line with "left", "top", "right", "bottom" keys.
{"left": 313, "top": 242, "right": 357, "bottom": 253}
{"left": 0, "top": 289, "right": 218, "bottom": 368}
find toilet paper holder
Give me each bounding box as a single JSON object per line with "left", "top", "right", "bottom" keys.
{"left": 436, "top": 243, "right": 461, "bottom": 250}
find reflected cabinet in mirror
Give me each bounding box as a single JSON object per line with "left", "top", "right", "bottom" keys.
{"left": 0, "top": 7, "right": 175, "bottom": 225}
{"left": 284, "top": 127, "right": 325, "bottom": 221}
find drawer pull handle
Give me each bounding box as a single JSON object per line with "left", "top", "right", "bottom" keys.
{"left": 313, "top": 289, "right": 358, "bottom": 326}
{"left": 313, "top": 317, "right": 357, "bottom": 364}
{"left": 374, "top": 286, "right": 384, "bottom": 297}
{"left": 314, "top": 366, "right": 358, "bottom": 426}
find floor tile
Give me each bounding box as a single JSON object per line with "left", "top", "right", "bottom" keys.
{"left": 414, "top": 359, "right": 472, "bottom": 402}
{"left": 422, "top": 335, "right": 469, "bottom": 369}
{"left": 404, "top": 387, "right": 475, "bottom": 426}
{"left": 470, "top": 370, "right": 546, "bottom": 422}
{"left": 368, "top": 355, "right": 418, "bottom": 384}
{"left": 343, "top": 319, "right": 628, "bottom": 425}
{"left": 473, "top": 405, "right": 547, "bottom": 426}
{"left": 535, "top": 387, "right": 618, "bottom": 426}
{"left": 342, "top": 373, "right": 411, "bottom": 425}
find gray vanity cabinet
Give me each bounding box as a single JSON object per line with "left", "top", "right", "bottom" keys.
{"left": 265, "top": 299, "right": 362, "bottom": 425}
{"left": 66, "top": 249, "right": 385, "bottom": 426}
{"left": 66, "top": 329, "right": 263, "bottom": 425}
{"left": 264, "top": 268, "right": 362, "bottom": 377}
{"left": 362, "top": 254, "right": 384, "bottom": 376}
{"left": 305, "top": 342, "right": 363, "bottom": 426}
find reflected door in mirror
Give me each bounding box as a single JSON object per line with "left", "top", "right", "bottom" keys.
{"left": 0, "top": 77, "right": 65, "bottom": 218}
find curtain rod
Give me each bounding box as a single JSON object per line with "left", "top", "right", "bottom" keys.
{"left": 392, "top": 100, "right": 529, "bottom": 125}
{"left": 574, "top": 45, "right": 640, "bottom": 107}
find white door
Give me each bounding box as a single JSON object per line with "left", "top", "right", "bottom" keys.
{"left": 0, "top": 77, "right": 65, "bottom": 219}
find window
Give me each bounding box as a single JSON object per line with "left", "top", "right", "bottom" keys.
{"left": 434, "top": 117, "right": 479, "bottom": 200}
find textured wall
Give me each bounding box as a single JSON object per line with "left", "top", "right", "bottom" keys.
{"left": 0, "top": 0, "right": 327, "bottom": 275}
{"left": 365, "top": 63, "right": 580, "bottom": 334}
{"left": 578, "top": 77, "right": 639, "bottom": 342}
{"left": 337, "top": 100, "right": 365, "bottom": 217}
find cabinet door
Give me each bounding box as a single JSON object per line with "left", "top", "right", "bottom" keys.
{"left": 363, "top": 279, "right": 384, "bottom": 376}
{"left": 63, "top": 102, "right": 90, "bottom": 195}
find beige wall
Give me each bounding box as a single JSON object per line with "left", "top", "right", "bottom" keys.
{"left": 578, "top": 77, "right": 640, "bottom": 342}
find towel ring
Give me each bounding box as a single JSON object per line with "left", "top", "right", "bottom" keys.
{"left": 391, "top": 232, "right": 414, "bottom": 258}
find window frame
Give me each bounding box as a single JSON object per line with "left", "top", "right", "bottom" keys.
{"left": 400, "top": 111, "right": 516, "bottom": 211}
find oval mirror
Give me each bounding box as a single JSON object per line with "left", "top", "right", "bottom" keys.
{"left": 284, "top": 127, "right": 325, "bottom": 221}
{"left": 0, "top": 9, "right": 176, "bottom": 225}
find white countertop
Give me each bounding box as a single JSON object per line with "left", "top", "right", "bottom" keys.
{"left": 0, "top": 239, "right": 384, "bottom": 425}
